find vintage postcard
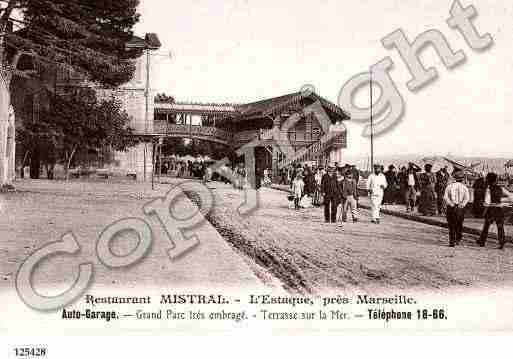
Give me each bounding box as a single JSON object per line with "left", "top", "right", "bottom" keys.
{"left": 0, "top": 0, "right": 511, "bottom": 356}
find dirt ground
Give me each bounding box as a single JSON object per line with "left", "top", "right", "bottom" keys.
{"left": 0, "top": 179, "right": 263, "bottom": 293}
{"left": 3, "top": 178, "right": 513, "bottom": 297}
{"left": 204, "top": 182, "right": 513, "bottom": 295}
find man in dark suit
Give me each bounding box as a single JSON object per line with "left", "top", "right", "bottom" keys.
{"left": 321, "top": 165, "right": 341, "bottom": 223}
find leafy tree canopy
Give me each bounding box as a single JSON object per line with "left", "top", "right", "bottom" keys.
{"left": 17, "top": 90, "right": 140, "bottom": 172}
{"left": 1, "top": 0, "right": 142, "bottom": 86}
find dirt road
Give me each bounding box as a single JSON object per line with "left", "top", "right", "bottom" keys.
{"left": 0, "top": 179, "right": 264, "bottom": 292}
{"left": 204, "top": 182, "right": 513, "bottom": 294}
{"left": 3, "top": 178, "right": 513, "bottom": 297}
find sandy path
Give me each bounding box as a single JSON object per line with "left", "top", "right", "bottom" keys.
{"left": 204, "top": 183, "right": 513, "bottom": 294}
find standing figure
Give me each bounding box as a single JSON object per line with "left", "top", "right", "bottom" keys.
{"left": 367, "top": 164, "right": 387, "bottom": 224}
{"left": 238, "top": 164, "right": 246, "bottom": 190}
{"left": 303, "top": 167, "right": 316, "bottom": 198}
{"left": 405, "top": 162, "right": 420, "bottom": 212}
{"left": 444, "top": 170, "right": 470, "bottom": 247}
{"left": 435, "top": 166, "right": 451, "bottom": 215}
{"left": 262, "top": 168, "right": 272, "bottom": 187}
{"left": 321, "top": 165, "right": 341, "bottom": 223}
{"left": 313, "top": 168, "right": 323, "bottom": 206}
{"left": 280, "top": 168, "right": 287, "bottom": 185}
{"left": 397, "top": 166, "right": 408, "bottom": 205}
{"left": 418, "top": 164, "right": 437, "bottom": 216}
{"left": 289, "top": 165, "right": 297, "bottom": 189}
{"left": 342, "top": 170, "right": 359, "bottom": 222}
{"left": 472, "top": 172, "right": 487, "bottom": 218}
{"left": 291, "top": 174, "right": 305, "bottom": 210}
{"left": 336, "top": 168, "right": 346, "bottom": 222}
{"left": 383, "top": 165, "right": 399, "bottom": 204}
{"left": 232, "top": 164, "right": 239, "bottom": 189}
{"left": 234, "top": 164, "right": 242, "bottom": 189}
{"left": 187, "top": 161, "right": 192, "bottom": 177}
{"left": 477, "top": 172, "right": 513, "bottom": 249}
{"left": 351, "top": 165, "right": 360, "bottom": 205}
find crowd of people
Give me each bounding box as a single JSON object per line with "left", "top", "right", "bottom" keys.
{"left": 162, "top": 155, "right": 513, "bottom": 250}
{"left": 380, "top": 162, "right": 453, "bottom": 216}
{"left": 284, "top": 161, "right": 513, "bottom": 250}
{"left": 283, "top": 162, "right": 361, "bottom": 224}
{"left": 158, "top": 160, "right": 199, "bottom": 178}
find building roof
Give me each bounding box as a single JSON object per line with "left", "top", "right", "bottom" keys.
{"left": 155, "top": 91, "right": 350, "bottom": 123}
{"left": 155, "top": 102, "right": 238, "bottom": 115}
{"left": 237, "top": 91, "right": 349, "bottom": 121}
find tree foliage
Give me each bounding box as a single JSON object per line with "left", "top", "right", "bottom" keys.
{"left": 161, "top": 137, "right": 233, "bottom": 161}
{"left": 155, "top": 93, "right": 175, "bottom": 103}
{"left": 1, "top": 0, "right": 142, "bottom": 86}
{"left": 17, "top": 90, "right": 140, "bottom": 176}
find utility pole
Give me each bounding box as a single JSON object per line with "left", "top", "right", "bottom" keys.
{"left": 157, "top": 137, "right": 163, "bottom": 183}
{"left": 370, "top": 70, "right": 374, "bottom": 170}
{"left": 151, "top": 139, "right": 155, "bottom": 190}
{"left": 144, "top": 48, "right": 150, "bottom": 183}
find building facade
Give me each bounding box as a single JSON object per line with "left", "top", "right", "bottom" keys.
{"left": 55, "top": 33, "right": 161, "bottom": 181}
{"left": 151, "top": 92, "right": 350, "bottom": 184}
{"left": 11, "top": 32, "right": 350, "bottom": 182}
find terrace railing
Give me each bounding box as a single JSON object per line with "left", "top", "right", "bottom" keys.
{"left": 151, "top": 121, "right": 233, "bottom": 145}
{"left": 276, "top": 129, "right": 346, "bottom": 170}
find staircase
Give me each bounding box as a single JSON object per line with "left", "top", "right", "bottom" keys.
{"left": 276, "top": 130, "right": 346, "bottom": 170}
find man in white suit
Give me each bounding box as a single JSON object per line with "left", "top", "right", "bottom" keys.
{"left": 367, "top": 164, "right": 388, "bottom": 224}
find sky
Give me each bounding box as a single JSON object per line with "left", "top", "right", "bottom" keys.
{"left": 134, "top": 0, "right": 513, "bottom": 159}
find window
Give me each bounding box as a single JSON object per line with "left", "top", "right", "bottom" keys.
{"left": 312, "top": 127, "right": 321, "bottom": 140}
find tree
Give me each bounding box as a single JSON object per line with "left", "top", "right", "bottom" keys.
{"left": 155, "top": 93, "right": 175, "bottom": 103}
{"left": 160, "top": 137, "right": 234, "bottom": 161}
{"left": 16, "top": 106, "right": 60, "bottom": 179}
{"left": 0, "top": 0, "right": 142, "bottom": 185}
{"left": 17, "top": 91, "right": 140, "bottom": 179}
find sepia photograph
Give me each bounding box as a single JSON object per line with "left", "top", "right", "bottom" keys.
{"left": 0, "top": 0, "right": 512, "bottom": 356}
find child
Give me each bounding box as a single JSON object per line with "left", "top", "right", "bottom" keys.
{"left": 292, "top": 174, "right": 305, "bottom": 210}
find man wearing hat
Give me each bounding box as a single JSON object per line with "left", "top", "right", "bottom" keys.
{"left": 443, "top": 170, "right": 470, "bottom": 247}
{"left": 477, "top": 172, "right": 513, "bottom": 249}
{"left": 472, "top": 171, "right": 487, "bottom": 218}
{"left": 342, "top": 169, "right": 359, "bottom": 222}
{"left": 435, "top": 166, "right": 451, "bottom": 215}
{"left": 321, "top": 164, "right": 341, "bottom": 223}
{"left": 384, "top": 164, "right": 398, "bottom": 204}
{"left": 367, "top": 164, "right": 388, "bottom": 224}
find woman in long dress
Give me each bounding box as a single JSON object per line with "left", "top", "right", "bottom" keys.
{"left": 418, "top": 163, "right": 437, "bottom": 216}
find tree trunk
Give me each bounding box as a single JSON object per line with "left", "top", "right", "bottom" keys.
{"left": 20, "top": 150, "right": 29, "bottom": 179}
{"left": 44, "top": 163, "right": 55, "bottom": 180}
{"left": 48, "top": 163, "right": 55, "bottom": 180}
{"left": 65, "top": 146, "right": 78, "bottom": 181}
{"left": 30, "top": 150, "right": 41, "bottom": 179}
{"left": 0, "top": 70, "right": 10, "bottom": 186}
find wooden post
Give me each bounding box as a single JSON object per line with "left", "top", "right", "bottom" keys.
{"left": 158, "top": 137, "right": 163, "bottom": 182}
{"left": 151, "top": 140, "right": 155, "bottom": 190}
